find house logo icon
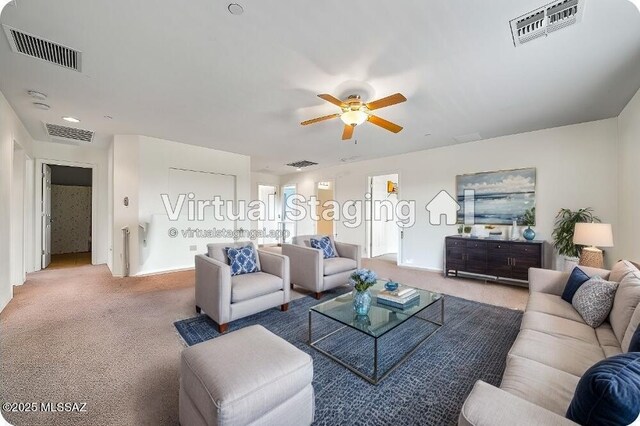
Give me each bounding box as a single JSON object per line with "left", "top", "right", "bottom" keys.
{"left": 426, "top": 190, "right": 461, "bottom": 225}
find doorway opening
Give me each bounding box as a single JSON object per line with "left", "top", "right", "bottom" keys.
{"left": 315, "top": 180, "right": 335, "bottom": 237}
{"left": 257, "top": 184, "right": 279, "bottom": 246}
{"left": 43, "top": 165, "right": 93, "bottom": 269}
{"left": 367, "top": 173, "right": 400, "bottom": 263}
{"left": 281, "top": 184, "right": 297, "bottom": 244}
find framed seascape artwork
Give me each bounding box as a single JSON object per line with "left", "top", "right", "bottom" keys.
{"left": 456, "top": 168, "right": 536, "bottom": 225}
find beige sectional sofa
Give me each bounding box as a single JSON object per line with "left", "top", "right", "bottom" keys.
{"left": 459, "top": 261, "right": 640, "bottom": 426}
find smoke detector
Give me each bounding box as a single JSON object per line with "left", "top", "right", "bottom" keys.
{"left": 510, "top": 0, "right": 584, "bottom": 47}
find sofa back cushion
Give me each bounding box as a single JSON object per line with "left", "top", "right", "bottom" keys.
{"left": 622, "top": 303, "right": 640, "bottom": 352}
{"left": 610, "top": 268, "right": 640, "bottom": 343}
{"left": 610, "top": 260, "right": 638, "bottom": 283}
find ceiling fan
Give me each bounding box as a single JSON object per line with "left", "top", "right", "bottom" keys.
{"left": 301, "top": 93, "right": 407, "bottom": 140}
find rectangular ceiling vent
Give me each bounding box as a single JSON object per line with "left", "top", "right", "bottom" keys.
{"left": 2, "top": 25, "right": 82, "bottom": 71}
{"left": 286, "top": 160, "right": 318, "bottom": 169}
{"left": 45, "top": 123, "right": 94, "bottom": 143}
{"left": 510, "top": 0, "right": 584, "bottom": 47}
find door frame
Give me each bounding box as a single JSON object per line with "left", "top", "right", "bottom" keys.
{"left": 281, "top": 184, "right": 297, "bottom": 243}
{"left": 365, "top": 171, "right": 402, "bottom": 264}
{"left": 256, "top": 183, "right": 279, "bottom": 246}
{"left": 314, "top": 179, "right": 336, "bottom": 238}
{"left": 35, "top": 158, "right": 98, "bottom": 270}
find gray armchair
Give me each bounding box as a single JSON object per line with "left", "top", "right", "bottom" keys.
{"left": 195, "top": 241, "right": 290, "bottom": 333}
{"left": 282, "top": 235, "right": 361, "bottom": 299}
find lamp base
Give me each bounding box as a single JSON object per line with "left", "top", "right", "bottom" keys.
{"left": 578, "top": 247, "right": 604, "bottom": 269}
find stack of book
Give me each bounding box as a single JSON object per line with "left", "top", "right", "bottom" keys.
{"left": 377, "top": 286, "right": 420, "bottom": 309}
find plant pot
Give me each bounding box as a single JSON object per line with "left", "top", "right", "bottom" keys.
{"left": 353, "top": 289, "right": 372, "bottom": 316}
{"left": 523, "top": 227, "right": 536, "bottom": 241}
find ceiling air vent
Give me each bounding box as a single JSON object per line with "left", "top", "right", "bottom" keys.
{"left": 286, "top": 160, "right": 318, "bottom": 169}
{"left": 510, "top": 0, "right": 584, "bottom": 47}
{"left": 45, "top": 123, "right": 94, "bottom": 143}
{"left": 2, "top": 25, "right": 82, "bottom": 71}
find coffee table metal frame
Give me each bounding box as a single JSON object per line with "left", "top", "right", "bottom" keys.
{"left": 308, "top": 292, "right": 444, "bottom": 385}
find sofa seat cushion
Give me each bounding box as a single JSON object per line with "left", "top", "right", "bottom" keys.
{"left": 609, "top": 268, "right": 640, "bottom": 343}
{"left": 501, "top": 355, "right": 580, "bottom": 416}
{"left": 595, "top": 322, "right": 623, "bottom": 357}
{"left": 231, "top": 272, "right": 282, "bottom": 303}
{"left": 323, "top": 257, "right": 357, "bottom": 276}
{"left": 180, "top": 325, "right": 313, "bottom": 426}
{"left": 520, "top": 311, "right": 598, "bottom": 345}
{"left": 509, "top": 329, "right": 605, "bottom": 377}
{"left": 526, "top": 292, "right": 585, "bottom": 324}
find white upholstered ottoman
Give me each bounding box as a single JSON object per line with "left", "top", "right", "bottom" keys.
{"left": 179, "top": 325, "right": 314, "bottom": 426}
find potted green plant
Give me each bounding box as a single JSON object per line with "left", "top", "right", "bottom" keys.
{"left": 521, "top": 207, "right": 536, "bottom": 240}
{"left": 552, "top": 208, "right": 600, "bottom": 270}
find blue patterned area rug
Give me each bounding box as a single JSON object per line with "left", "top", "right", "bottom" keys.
{"left": 174, "top": 289, "right": 522, "bottom": 426}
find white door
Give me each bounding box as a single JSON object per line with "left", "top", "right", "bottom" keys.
{"left": 42, "top": 164, "right": 52, "bottom": 268}
{"left": 258, "top": 185, "right": 278, "bottom": 245}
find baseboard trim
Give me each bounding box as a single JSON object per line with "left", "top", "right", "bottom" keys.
{"left": 397, "top": 263, "right": 444, "bottom": 273}
{"left": 134, "top": 266, "right": 195, "bottom": 277}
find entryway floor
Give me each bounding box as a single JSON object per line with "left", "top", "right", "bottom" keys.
{"left": 48, "top": 252, "right": 91, "bottom": 269}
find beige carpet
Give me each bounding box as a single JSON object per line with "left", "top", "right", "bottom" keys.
{"left": 0, "top": 259, "right": 527, "bottom": 426}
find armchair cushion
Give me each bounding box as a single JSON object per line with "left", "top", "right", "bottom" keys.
{"left": 310, "top": 236, "right": 337, "bottom": 259}
{"left": 225, "top": 245, "right": 260, "bottom": 276}
{"left": 323, "top": 257, "right": 357, "bottom": 276}
{"left": 231, "top": 272, "right": 283, "bottom": 303}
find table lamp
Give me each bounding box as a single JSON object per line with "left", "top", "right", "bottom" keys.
{"left": 573, "top": 223, "right": 614, "bottom": 268}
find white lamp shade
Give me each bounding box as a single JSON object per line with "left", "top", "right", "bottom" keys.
{"left": 573, "top": 223, "right": 614, "bottom": 247}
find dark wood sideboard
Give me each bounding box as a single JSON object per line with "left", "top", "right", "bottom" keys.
{"left": 445, "top": 235, "right": 544, "bottom": 283}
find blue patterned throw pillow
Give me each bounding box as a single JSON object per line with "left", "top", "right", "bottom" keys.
{"left": 225, "top": 245, "right": 260, "bottom": 276}
{"left": 310, "top": 236, "right": 336, "bottom": 259}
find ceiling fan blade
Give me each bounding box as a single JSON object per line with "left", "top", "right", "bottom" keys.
{"left": 365, "top": 93, "right": 407, "bottom": 111}
{"left": 301, "top": 113, "right": 340, "bottom": 126}
{"left": 368, "top": 115, "right": 403, "bottom": 133}
{"left": 342, "top": 125, "right": 354, "bottom": 140}
{"left": 318, "top": 94, "right": 346, "bottom": 108}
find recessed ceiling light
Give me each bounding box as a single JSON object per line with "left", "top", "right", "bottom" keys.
{"left": 228, "top": 3, "right": 244, "bottom": 15}
{"left": 62, "top": 116, "right": 80, "bottom": 123}
{"left": 28, "top": 90, "right": 47, "bottom": 100}
{"left": 33, "top": 102, "right": 51, "bottom": 110}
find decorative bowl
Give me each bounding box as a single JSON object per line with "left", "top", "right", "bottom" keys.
{"left": 384, "top": 281, "right": 399, "bottom": 292}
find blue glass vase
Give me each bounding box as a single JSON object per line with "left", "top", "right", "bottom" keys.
{"left": 523, "top": 227, "right": 536, "bottom": 241}
{"left": 353, "top": 289, "right": 372, "bottom": 316}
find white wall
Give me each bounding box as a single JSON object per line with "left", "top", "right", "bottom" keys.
{"left": 282, "top": 119, "right": 620, "bottom": 271}
{"left": 112, "top": 135, "right": 251, "bottom": 276}
{"left": 33, "top": 140, "right": 110, "bottom": 267}
{"left": 0, "top": 90, "right": 34, "bottom": 311}
{"left": 618, "top": 88, "right": 640, "bottom": 262}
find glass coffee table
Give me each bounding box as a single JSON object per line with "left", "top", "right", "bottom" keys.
{"left": 308, "top": 281, "right": 444, "bottom": 384}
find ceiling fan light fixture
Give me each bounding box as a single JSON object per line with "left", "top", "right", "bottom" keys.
{"left": 340, "top": 110, "right": 368, "bottom": 126}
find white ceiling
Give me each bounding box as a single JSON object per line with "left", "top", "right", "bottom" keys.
{"left": 1, "top": 0, "right": 639, "bottom": 174}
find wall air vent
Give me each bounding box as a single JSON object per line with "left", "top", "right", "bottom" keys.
{"left": 510, "top": 0, "right": 584, "bottom": 47}
{"left": 45, "top": 123, "right": 94, "bottom": 143}
{"left": 286, "top": 160, "right": 318, "bottom": 169}
{"left": 2, "top": 25, "right": 82, "bottom": 71}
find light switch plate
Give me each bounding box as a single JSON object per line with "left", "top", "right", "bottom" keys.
{"left": 189, "top": 245, "right": 198, "bottom": 252}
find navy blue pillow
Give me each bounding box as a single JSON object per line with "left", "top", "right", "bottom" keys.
{"left": 567, "top": 353, "right": 640, "bottom": 426}
{"left": 562, "top": 267, "right": 591, "bottom": 303}
{"left": 630, "top": 327, "right": 640, "bottom": 352}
